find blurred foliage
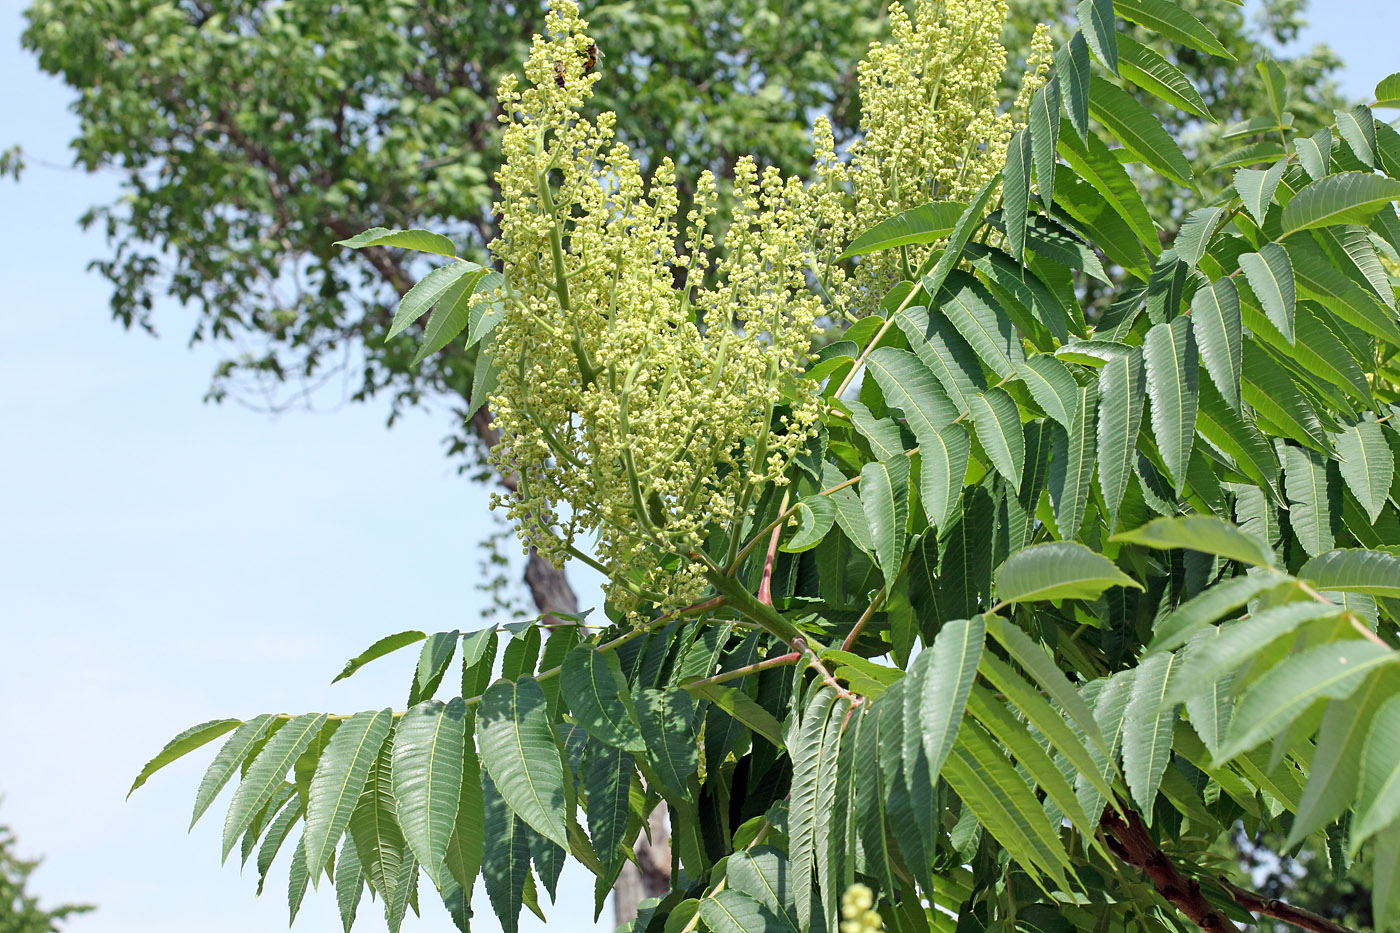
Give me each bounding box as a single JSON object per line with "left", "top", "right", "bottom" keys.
{"left": 0, "top": 823, "right": 91, "bottom": 933}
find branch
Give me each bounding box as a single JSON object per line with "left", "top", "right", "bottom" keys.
{"left": 1100, "top": 806, "right": 1242, "bottom": 933}
{"left": 1218, "top": 878, "right": 1364, "bottom": 933}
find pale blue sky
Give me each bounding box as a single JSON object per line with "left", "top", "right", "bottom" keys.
{"left": 1, "top": 2, "right": 1397, "bottom": 933}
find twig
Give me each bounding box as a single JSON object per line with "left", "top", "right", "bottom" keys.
{"left": 1218, "top": 878, "right": 1363, "bottom": 933}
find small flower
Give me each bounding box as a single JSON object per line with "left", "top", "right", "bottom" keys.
{"left": 840, "top": 884, "right": 885, "bottom": 933}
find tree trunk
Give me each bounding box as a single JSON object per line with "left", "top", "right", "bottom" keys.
{"left": 613, "top": 808, "right": 673, "bottom": 927}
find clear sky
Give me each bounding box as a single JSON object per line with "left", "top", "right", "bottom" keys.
{"left": 1, "top": 2, "right": 1397, "bottom": 933}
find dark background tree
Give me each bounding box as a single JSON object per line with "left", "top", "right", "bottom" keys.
{"left": 0, "top": 821, "right": 91, "bottom": 933}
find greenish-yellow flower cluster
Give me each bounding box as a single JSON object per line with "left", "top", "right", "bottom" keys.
{"left": 840, "top": 884, "right": 885, "bottom": 933}
{"left": 483, "top": 0, "right": 821, "bottom": 616}
{"left": 820, "top": 0, "right": 1051, "bottom": 314}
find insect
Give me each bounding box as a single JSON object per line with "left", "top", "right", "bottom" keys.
{"left": 553, "top": 59, "right": 566, "bottom": 87}
{"left": 585, "top": 41, "right": 601, "bottom": 72}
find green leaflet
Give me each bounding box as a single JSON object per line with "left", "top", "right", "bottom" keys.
{"left": 1113, "top": 0, "right": 1234, "bottom": 59}
{"left": 815, "top": 696, "right": 852, "bottom": 929}
{"left": 1235, "top": 161, "right": 1288, "bottom": 227}
{"left": 920, "top": 173, "right": 1002, "bottom": 301}
{"left": 1057, "top": 31, "right": 1092, "bottom": 141}
{"left": 1089, "top": 77, "right": 1194, "bottom": 188}
{"left": 386, "top": 261, "right": 481, "bottom": 340}
{"left": 790, "top": 687, "right": 840, "bottom": 933}
{"left": 1075, "top": 0, "right": 1117, "bottom": 73}
{"left": 1296, "top": 129, "right": 1332, "bottom": 181}
{"left": 866, "top": 346, "right": 959, "bottom": 437}
{"left": 1374, "top": 823, "right": 1400, "bottom": 933}
{"left": 970, "top": 387, "right": 1025, "bottom": 495}
{"left": 1338, "top": 422, "right": 1394, "bottom": 524}
{"left": 1174, "top": 206, "right": 1229, "bottom": 270}
{"left": 977, "top": 653, "right": 1116, "bottom": 807}
{"left": 334, "top": 226, "right": 457, "bottom": 258}
{"left": 1218, "top": 640, "right": 1396, "bottom": 763}
{"left": 129, "top": 717, "right": 241, "bottom": 799}
{"left": 727, "top": 847, "right": 800, "bottom": 932}
{"left": 942, "top": 720, "right": 1071, "bottom": 886}
{"left": 1030, "top": 77, "right": 1060, "bottom": 211}
{"left": 966, "top": 682, "right": 1094, "bottom": 836}
{"left": 442, "top": 722, "right": 485, "bottom": 906}
{"left": 937, "top": 271, "right": 1025, "bottom": 380}
{"left": 1111, "top": 515, "right": 1277, "bottom": 568}
{"left": 391, "top": 698, "right": 468, "bottom": 887}
{"left": 1302, "top": 548, "right": 1400, "bottom": 598}
{"left": 303, "top": 708, "right": 394, "bottom": 887}
{"left": 1148, "top": 572, "right": 1289, "bottom": 654}
{"left": 1077, "top": 671, "right": 1134, "bottom": 823}
{"left": 910, "top": 614, "right": 986, "bottom": 783}
{"left": 255, "top": 794, "right": 303, "bottom": 891}
{"left": 1197, "top": 376, "right": 1282, "bottom": 500}
{"left": 1049, "top": 384, "right": 1098, "bottom": 541}
{"left": 986, "top": 615, "right": 1107, "bottom": 755}
{"left": 412, "top": 266, "right": 489, "bottom": 366}
{"left": 288, "top": 829, "right": 311, "bottom": 924}
{"left": 333, "top": 631, "right": 428, "bottom": 684}
{"left": 1116, "top": 34, "right": 1212, "bottom": 121}
{"left": 1096, "top": 346, "right": 1146, "bottom": 530}
{"left": 1166, "top": 602, "right": 1351, "bottom": 706}
{"left": 191, "top": 714, "right": 276, "bottom": 828}
{"left": 461, "top": 628, "right": 499, "bottom": 698}
{"left": 995, "top": 541, "right": 1140, "bottom": 605}
{"left": 223, "top": 712, "right": 328, "bottom": 860}
{"left": 1285, "top": 444, "right": 1338, "bottom": 558}
{"left": 1355, "top": 693, "right": 1400, "bottom": 853}
{"left": 583, "top": 742, "right": 633, "bottom": 876}
{"left": 1289, "top": 671, "right": 1400, "bottom": 849}
{"left": 410, "top": 630, "right": 459, "bottom": 706}
{"left": 1019, "top": 354, "right": 1078, "bottom": 432}
{"left": 1284, "top": 172, "right": 1400, "bottom": 235}
{"left": 349, "top": 736, "right": 408, "bottom": 918}
{"left": 1122, "top": 652, "right": 1179, "bottom": 821}
{"left": 480, "top": 771, "right": 531, "bottom": 933}
{"left": 1184, "top": 662, "right": 1235, "bottom": 761}
{"left": 838, "top": 201, "right": 967, "bottom": 260}
{"left": 860, "top": 454, "right": 910, "bottom": 587}
{"left": 1057, "top": 128, "right": 1156, "bottom": 247}
{"left": 964, "top": 243, "right": 1076, "bottom": 344}
{"left": 560, "top": 645, "right": 645, "bottom": 752}
{"left": 1378, "top": 71, "right": 1400, "bottom": 108}
{"left": 823, "top": 461, "right": 875, "bottom": 557}
{"left": 701, "top": 890, "right": 792, "bottom": 933}
{"left": 336, "top": 835, "right": 364, "bottom": 933}
{"left": 894, "top": 305, "right": 986, "bottom": 413}
{"left": 478, "top": 677, "right": 571, "bottom": 848}
{"left": 918, "top": 422, "right": 971, "bottom": 533}
{"left": 1240, "top": 244, "right": 1296, "bottom": 343}
{"left": 1286, "top": 236, "right": 1400, "bottom": 345}
{"left": 1336, "top": 106, "right": 1378, "bottom": 168}
{"left": 636, "top": 687, "right": 698, "bottom": 803}
{"left": 781, "top": 497, "right": 837, "bottom": 553}
{"left": 1004, "top": 128, "right": 1032, "bottom": 262}
{"left": 1142, "top": 316, "right": 1198, "bottom": 491}
{"left": 1192, "top": 277, "right": 1243, "bottom": 412}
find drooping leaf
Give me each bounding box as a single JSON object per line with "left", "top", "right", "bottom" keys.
{"left": 480, "top": 772, "right": 531, "bottom": 933}
{"left": 1057, "top": 32, "right": 1092, "bottom": 142}
{"left": 335, "top": 835, "right": 364, "bottom": 933}
{"left": 303, "top": 709, "right": 394, "bottom": 886}
{"left": 1338, "top": 422, "right": 1394, "bottom": 524}
{"left": 583, "top": 742, "right": 633, "bottom": 876}
{"left": 790, "top": 688, "right": 840, "bottom": 933}
{"left": 996, "top": 541, "right": 1140, "bottom": 605}
{"left": 1057, "top": 129, "right": 1157, "bottom": 246}
{"left": 1174, "top": 206, "right": 1229, "bottom": 269}
{"left": 349, "top": 736, "right": 407, "bottom": 915}
{"left": 701, "top": 890, "right": 791, "bottom": 933}
{"left": 1004, "top": 128, "right": 1032, "bottom": 262}
{"left": 1284, "top": 445, "right": 1338, "bottom": 558}
{"left": 970, "top": 388, "right": 1026, "bottom": 495}
{"left": 1148, "top": 573, "right": 1287, "bottom": 654}
{"left": 1116, "top": 34, "right": 1213, "bottom": 121}
{"left": 1019, "top": 355, "right": 1079, "bottom": 432}
{"left": 937, "top": 272, "right": 1025, "bottom": 380}
{"left": 1192, "top": 277, "right": 1243, "bottom": 411}
{"left": 636, "top": 687, "right": 699, "bottom": 803}
{"left": 412, "top": 266, "right": 490, "bottom": 366}
{"left": 861, "top": 455, "right": 910, "bottom": 588}
{"left": 1337, "top": 105, "right": 1379, "bottom": 169}
{"left": 782, "top": 497, "right": 837, "bottom": 554}
{"left": 1354, "top": 693, "right": 1400, "bottom": 854}
{"left": 866, "top": 347, "right": 959, "bottom": 438}
{"left": 387, "top": 262, "right": 482, "bottom": 340}
{"left": 985, "top": 615, "right": 1107, "bottom": 754}
{"left": 1142, "top": 316, "right": 1198, "bottom": 490}
{"left": 1076, "top": 0, "right": 1117, "bottom": 74}
{"left": 1030, "top": 77, "right": 1061, "bottom": 210}
{"left": 1377, "top": 72, "right": 1400, "bottom": 108}
{"left": 1122, "top": 652, "right": 1179, "bottom": 820}
{"left": 1049, "top": 384, "right": 1099, "bottom": 541}
{"left": 910, "top": 615, "right": 987, "bottom": 782}
{"left": 391, "top": 699, "right": 468, "bottom": 886}
{"left": 920, "top": 174, "right": 1002, "bottom": 301}
{"left": 1097, "top": 347, "right": 1146, "bottom": 530}
{"left": 478, "top": 678, "right": 570, "bottom": 849}
{"left": 223, "top": 713, "right": 328, "bottom": 860}
{"left": 1239, "top": 244, "right": 1296, "bottom": 343}
{"left": 410, "top": 631, "right": 459, "bottom": 706}
{"left": 1286, "top": 237, "right": 1400, "bottom": 345}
